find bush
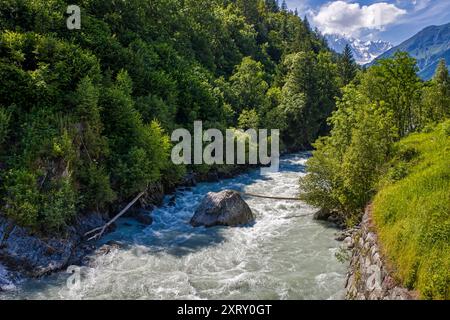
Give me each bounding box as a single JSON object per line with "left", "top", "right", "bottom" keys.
{"left": 41, "top": 177, "right": 77, "bottom": 232}
{"left": 77, "top": 164, "right": 116, "bottom": 211}
{"left": 4, "top": 168, "right": 79, "bottom": 232}
{"left": 238, "top": 109, "right": 259, "bottom": 129}
{"left": 4, "top": 169, "right": 40, "bottom": 228}
{"left": 0, "top": 107, "right": 10, "bottom": 146}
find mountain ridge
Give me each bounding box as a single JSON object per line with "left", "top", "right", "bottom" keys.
{"left": 371, "top": 23, "right": 450, "bottom": 79}
{"left": 325, "top": 34, "right": 393, "bottom": 65}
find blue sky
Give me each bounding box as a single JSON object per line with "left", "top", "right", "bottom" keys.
{"left": 286, "top": 0, "right": 450, "bottom": 44}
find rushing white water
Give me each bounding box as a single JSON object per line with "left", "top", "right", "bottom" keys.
{"left": 2, "top": 153, "right": 347, "bottom": 300}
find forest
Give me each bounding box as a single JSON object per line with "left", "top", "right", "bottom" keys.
{"left": 299, "top": 53, "right": 450, "bottom": 299}
{"left": 0, "top": 0, "right": 345, "bottom": 231}
{"left": 0, "top": 0, "right": 448, "bottom": 300}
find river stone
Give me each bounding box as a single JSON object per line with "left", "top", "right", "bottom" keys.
{"left": 313, "top": 208, "right": 331, "bottom": 221}
{"left": 134, "top": 212, "right": 153, "bottom": 226}
{"left": 190, "top": 190, "right": 254, "bottom": 227}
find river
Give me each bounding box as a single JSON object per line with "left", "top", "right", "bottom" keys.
{"left": 1, "top": 153, "right": 347, "bottom": 300}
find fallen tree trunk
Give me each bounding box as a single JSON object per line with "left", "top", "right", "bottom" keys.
{"left": 84, "top": 191, "right": 145, "bottom": 241}
{"left": 230, "top": 190, "right": 300, "bottom": 201}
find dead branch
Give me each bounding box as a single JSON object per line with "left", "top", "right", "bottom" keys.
{"left": 231, "top": 190, "right": 300, "bottom": 201}
{"left": 84, "top": 191, "right": 145, "bottom": 241}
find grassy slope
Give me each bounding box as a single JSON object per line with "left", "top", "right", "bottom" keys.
{"left": 372, "top": 121, "right": 450, "bottom": 300}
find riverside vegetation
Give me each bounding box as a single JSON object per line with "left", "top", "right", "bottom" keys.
{"left": 300, "top": 55, "right": 450, "bottom": 299}
{"left": 0, "top": 0, "right": 449, "bottom": 300}
{"left": 0, "top": 0, "right": 343, "bottom": 232}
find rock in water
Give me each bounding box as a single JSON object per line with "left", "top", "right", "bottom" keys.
{"left": 190, "top": 190, "right": 254, "bottom": 227}
{"left": 313, "top": 208, "right": 331, "bottom": 221}
{"left": 134, "top": 212, "right": 153, "bottom": 226}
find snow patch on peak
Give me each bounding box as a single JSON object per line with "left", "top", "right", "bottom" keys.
{"left": 325, "top": 34, "right": 393, "bottom": 65}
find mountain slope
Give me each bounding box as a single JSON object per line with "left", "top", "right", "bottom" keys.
{"left": 325, "top": 34, "right": 392, "bottom": 65}
{"left": 374, "top": 23, "right": 450, "bottom": 79}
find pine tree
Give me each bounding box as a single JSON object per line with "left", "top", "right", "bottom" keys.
{"left": 339, "top": 44, "right": 357, "bottom": 86}
{"left": 281, "top": 0, "right": 288, "bottom": 12}
{"left": 434, "top": 59, "right": 449, "bottom": 85}
{"left": 303, "top": 16, "right": 311, "bottom": 32}
{"left": 265, "top": 0, "right": 279, "bottom": 12}
{"left": 236, "top": 0, "right": 259, "bottom": 24}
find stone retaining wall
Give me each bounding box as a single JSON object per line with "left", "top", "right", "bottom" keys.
{"left": 345, "top": 207, "right": 416, "bottom": 300}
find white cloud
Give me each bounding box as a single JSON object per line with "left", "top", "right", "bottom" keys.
{"left": 312, "top": 1, "right": 407, "bottom": 37}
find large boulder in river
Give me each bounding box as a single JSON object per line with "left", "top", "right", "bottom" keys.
{"left": 190, "top": 190, "right": 254, "bottom": 227}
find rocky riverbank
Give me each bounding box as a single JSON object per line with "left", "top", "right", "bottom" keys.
{"left": 0, "top": 166, "right": 255, "bottom": 292}
{"left": 0, "top": 212, "right": 107, "bottom": 291}
{"left": 343, "top": 206, "right": 416, "bottom": 300}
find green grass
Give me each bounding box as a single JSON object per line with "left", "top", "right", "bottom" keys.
{"left": 373, "top": 121, "right": 450, "bottom": 300}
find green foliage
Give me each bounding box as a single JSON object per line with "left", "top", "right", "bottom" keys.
{"left": 301, "top": 52, "right": 449, "bottom": 223}
{"left": 229, "top": 57, "right": 269, "bottom": 117}
{"left": 0, "top": 107, "right": 10, "bottom": 146}
{"left": 421, "top": 59, "right": 450, "bottom": 124}
{"left": 100, "top": 72, "right": 171, "bottom": 198}
{"left": 4, "top": 168, "right": 78, "bottom": 233}
{"left": 0, "top": 0, "right": 339, "bottom": 232}
{"left": 361, "top": 52, "right": 422, "bottom": 137}
{"left": 41, "top": 176, "right": 77, "bottom": 232}
{"left": 338, "top": 44, "right": 357, "bottom": 86}
{"left": 300, "top": 85, "right": 397, "bottom": 220}
{"left": 78, "top": 164, "right": 116, "bottom": 211}
{"left": 4, "top": 169, "right": 40, "bottom": 228}
{"left": 339, "top": 102, "right": 397, "bottom": 214}
{"left": 301, "top": 51, "right": 449, "bottom": 298}
{"left": 275, "top": 50, "right": 339, "bottom": 148}
{"left": 373, "top": 122, "right": 450, "bottom": 299}
{"left": 238, "top": 109, "right": 260, "bottom": 129}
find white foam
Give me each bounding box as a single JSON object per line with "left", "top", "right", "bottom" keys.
{"left": 2, "top": 153, "right": 347, "bottom": 300}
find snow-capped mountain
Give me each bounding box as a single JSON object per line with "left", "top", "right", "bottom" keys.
{"left": 325, "top": 34, "right": 393, "bottom": 65}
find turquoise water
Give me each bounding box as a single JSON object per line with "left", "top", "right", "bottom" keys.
{"left": 2, "top": 153, "right": 347, "bottom": 300}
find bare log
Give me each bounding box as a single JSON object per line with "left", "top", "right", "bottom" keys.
{"left": 230, "top": 190, "right": 300, "bottom": 201}
{"left": 84, "top": 191, "right": 145, "bottom": 241}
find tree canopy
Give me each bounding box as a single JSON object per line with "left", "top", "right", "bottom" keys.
{"left": 0, "top": 0, "right": 344, "bottom": 232}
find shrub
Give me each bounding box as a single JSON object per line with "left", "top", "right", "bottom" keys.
{"left": 4, "top": 169, "right": 40, "bottom": 228}
{"left": 41, "top": 177, "right": 77, "bottom": 232}
{"left": 77, "top": 164, "right": 116, "bottom": 211}
{"left": 0, "top": 108, "right": 10, "bottom": 146}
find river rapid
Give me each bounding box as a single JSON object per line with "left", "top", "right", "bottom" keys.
{"left": 1, "top": 153, "right": 347, "bottom": 300}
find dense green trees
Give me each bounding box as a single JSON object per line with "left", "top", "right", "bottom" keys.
{"left": 361, "top": 52, "right": 422, "bottom": 136}
{"left": 228, "top": 57, "right": 269, "bottom": 119}
{"left": 0, "top": 0, "right": 344, "bottom": 231}
{"left": 421, "top": 59, "right": 450, "bottom": 123}
{"left": 300, "top": 51, "right": 449, "bottom": 299}
{"left": 301, "top": 52, "right": 450, "bottom": 223}
{"left": 300, "top": 86, "right": 396, "bottom": 221}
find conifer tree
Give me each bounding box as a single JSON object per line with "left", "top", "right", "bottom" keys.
{"left": 339, "top": 44, "right": 357, "bottom": 86}
{"left": 265, "top": 0, "right": 279, "bottom": 12}
{"left": 434, "top": 58, "right": 450, "bottom": 85}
